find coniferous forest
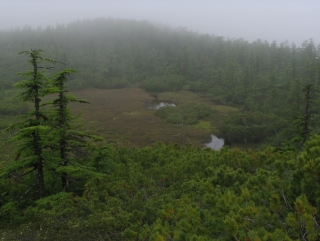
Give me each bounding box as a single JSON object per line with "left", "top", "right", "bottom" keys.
{"left": 1, "top": 18, "right": 320, "bottom": 240}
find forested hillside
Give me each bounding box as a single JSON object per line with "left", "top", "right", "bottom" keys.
{"left": 1, "top": 18, "right": 320, "bottom": 145}
{"left": 1, "top": 18, "right": 320, "bottom": 240}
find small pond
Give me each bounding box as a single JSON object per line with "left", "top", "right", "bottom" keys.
{"left": 205, "top": 135, "right": 224, "bottom": 150}
{"left": 146, "top": 101, "right": 176, "bottom": 110}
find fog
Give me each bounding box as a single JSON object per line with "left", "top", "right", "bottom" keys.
{"left": 1, "top": 0, "right": 319, "bottom": 45}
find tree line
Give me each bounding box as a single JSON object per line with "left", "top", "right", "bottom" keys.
{"left": 0, "top": 18, "right": 320, "bottom": 145}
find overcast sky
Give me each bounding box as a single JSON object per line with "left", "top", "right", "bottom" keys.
{"left": 1, "top": 0, "right": 319, "bottom": 46}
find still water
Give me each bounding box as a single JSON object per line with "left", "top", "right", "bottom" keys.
{"left": 205, "top": 135, "right": 224, "bottom": 150}
{"left": 146, "top": 101, "right": 176, "bottom": 110}
{"left": 147, "top": 102, "right": 224, "bottom": 150}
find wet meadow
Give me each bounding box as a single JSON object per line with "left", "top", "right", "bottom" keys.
{"left": 68, "top": 88, "right": 238, "bottom": 148}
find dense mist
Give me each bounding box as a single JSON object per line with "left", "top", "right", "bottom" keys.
{"left": 1, "top": 0, "right": 320, "bottom": 45}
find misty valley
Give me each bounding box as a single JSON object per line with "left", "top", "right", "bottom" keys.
{"left": 1, "top": 18, "right": 320, "bottom": 240}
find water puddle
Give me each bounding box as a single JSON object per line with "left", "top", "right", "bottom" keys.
{"left": 146, "top": 101, "right": 176, "bottom": 110}
{"left": 205, "top": 135, "right": 224, "bottom": 150}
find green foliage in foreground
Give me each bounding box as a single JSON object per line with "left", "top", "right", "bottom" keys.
{"left": 0, "top": 50, "right": 101, "bottom": 212}
{"left": 155, "top": 102, "right": 212, "bottom": 125}
{"left": 2, "top": 135, "right": 320, "bottom": 240}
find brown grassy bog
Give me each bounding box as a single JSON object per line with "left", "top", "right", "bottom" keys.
{"left": 69, "top": 88, "right": 238, "bottom": 148}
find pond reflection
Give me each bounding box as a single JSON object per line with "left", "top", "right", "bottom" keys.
{"left": 205, "top": 135, "right": 224, "bottom": 150}
{"left": 146, "top": 101, "right": 176, "bottom": 110}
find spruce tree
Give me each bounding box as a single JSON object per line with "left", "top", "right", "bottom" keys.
{"left": 5, "top": 49, "right": 55, "bottom": 198}
{"left": 293, "top": 83, "right": 317, "bottom": 148}
{"left": 3, "top": 50, "right": 100, "bottom": 200}
{"left": 47, "top": 69, "right": 100, "bottom": 191}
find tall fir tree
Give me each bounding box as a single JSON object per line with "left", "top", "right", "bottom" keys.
{"left": 47, "top": 69, "right": 99, "bottom": 191}
{"left": 5, "top": 50, "right": 55, "bottom": 198}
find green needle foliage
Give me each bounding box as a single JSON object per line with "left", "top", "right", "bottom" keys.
{"left": 0, "top": 136, "right": 316, "bottom": 240}
{"left": 3, "top": 49, "right": 55, "bottom": 199}
{"left": 0, "top": 50, "right": 101, "bottom": 212}
{"left": 47, "top": 69, "right": 101, "bottom": 191}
